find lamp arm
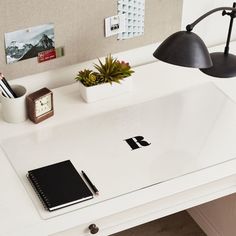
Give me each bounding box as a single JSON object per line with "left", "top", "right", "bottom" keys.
{"left": 186, "top": 7, "right": 235, "bottom": 31}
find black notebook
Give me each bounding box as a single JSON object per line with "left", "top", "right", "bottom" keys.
{"left": 27, "top": 160, "right": 93, "bottom": 211}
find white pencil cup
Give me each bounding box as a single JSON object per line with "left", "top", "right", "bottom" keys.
{"left": 0, "top": 85, "right": 27, "bottom": 123}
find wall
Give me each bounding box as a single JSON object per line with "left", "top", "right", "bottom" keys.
{"left": 182, "top": 0, "right": 236, "bottom": 46}
{"left": 0, "top": 0, "right": 183, "bottom": 80}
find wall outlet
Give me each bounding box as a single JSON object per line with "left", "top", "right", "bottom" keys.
{"left": 105, "top": 14, "right": 126, "bottom": 37}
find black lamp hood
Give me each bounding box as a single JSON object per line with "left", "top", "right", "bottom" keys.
{"left": 153, "top": 31, "right": 213, "bottom": 69}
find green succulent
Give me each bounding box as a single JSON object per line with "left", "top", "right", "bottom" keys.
{"left": 75, "top": 69, "right": 99, "bottom": 87}
{"left": 75, "top": 55, "right": 134, "bottom": 87}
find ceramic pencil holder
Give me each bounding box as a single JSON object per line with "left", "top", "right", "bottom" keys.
{"left": 0, "top": 85, "right": 27, "bottom": 123}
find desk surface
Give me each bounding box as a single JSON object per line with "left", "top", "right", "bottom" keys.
{"left": 1, "top": 45, "right": 236, "bottom": 235}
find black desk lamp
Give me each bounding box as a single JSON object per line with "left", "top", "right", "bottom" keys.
{"left": 153, "top": 3, "right": 236, "bottom": 78}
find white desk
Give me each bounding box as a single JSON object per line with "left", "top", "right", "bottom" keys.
{"left": 1, "top": 53, "right": 236, "bottom": 236}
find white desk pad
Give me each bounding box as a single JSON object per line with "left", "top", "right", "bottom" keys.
{"left": 2, "top": 82, "right": 236, "bottom": 219}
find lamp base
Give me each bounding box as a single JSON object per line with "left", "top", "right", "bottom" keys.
{"left": 200, "top": 52, "right": 236, "bottom": 78}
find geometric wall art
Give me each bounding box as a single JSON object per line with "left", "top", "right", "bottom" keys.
{"left": 117, "top": 0, "right": 145, "bottom": 40}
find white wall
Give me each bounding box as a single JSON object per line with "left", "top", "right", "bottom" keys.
{"left": 182, "top": 0, "right": 236, "bottom": 47}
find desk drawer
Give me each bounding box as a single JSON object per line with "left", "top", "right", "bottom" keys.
{"left": 50, "top": 176, "right": 236, "bottom": 236}
{"left": 50, "top": 194, "right": 188, "bottom": 236}
{"left": 50, "top": 201, "right": 160, "bottom": 236}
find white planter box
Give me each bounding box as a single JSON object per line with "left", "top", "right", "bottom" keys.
{"left": 78, "top": 77, "right": 133, "bottom": 103}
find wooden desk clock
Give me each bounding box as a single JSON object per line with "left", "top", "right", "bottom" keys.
{"left": 26, "top": 87, "right": 54, "bottom": 124}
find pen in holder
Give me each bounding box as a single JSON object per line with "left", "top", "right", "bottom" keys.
{"left": 0, "top": 85, "right": 28, "bottom": 123}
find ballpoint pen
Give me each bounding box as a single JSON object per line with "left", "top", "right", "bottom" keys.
{"left": 0, "top": 73, "right": 17, "bottom": 98}
{"left": 82, "top": 170, "right": 99, "bottom": 195}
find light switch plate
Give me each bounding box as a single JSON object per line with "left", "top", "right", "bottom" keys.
{"left": 105, "top": 14, "right": 126, "bottom": 37}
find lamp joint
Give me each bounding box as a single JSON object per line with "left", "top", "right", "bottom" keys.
{"left": 186, "top": 24, "right": 193, "bottom": 32}
{"left": 222, "top": 10, "right": 236, "bottom": 18}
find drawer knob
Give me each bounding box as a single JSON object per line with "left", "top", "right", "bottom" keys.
{"left": 89, "top": 224, "right": 99, "bottom": 234}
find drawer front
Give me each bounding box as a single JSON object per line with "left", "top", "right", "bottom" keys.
{"left": 50, "top": 203, "right": 153, "bottom": 236}
{"left": 50, "top": 222, "right": 93, "bottom": 236}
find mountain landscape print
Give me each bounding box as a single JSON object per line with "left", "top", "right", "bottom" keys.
{"left": 5, "top": 23, "right": 55, "bottom": 64}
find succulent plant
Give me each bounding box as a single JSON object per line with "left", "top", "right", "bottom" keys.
{"left": 75, "top": 55, "right": 134, "bottom": 87}
{"left": 75, "top": 69, "right": 99, "bottom": 87}
{"left": 94, "top": 55, "right": 134, "bottom": 84}
{"left": 116, "top": 60, "right": 134, "bottom": 78}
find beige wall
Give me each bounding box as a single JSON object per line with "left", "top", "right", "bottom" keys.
{"left": 0, "top": 0, "right": 183, "bottom": 80}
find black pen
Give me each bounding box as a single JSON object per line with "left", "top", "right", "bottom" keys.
{"left": 0, "top": 73, "right": 17, "bottom": 98}
{"left": 82, "top": 170, "right": 99, "bottom": 195}
{"left": 2, "top": 77, "right": 17, "bottom": 98}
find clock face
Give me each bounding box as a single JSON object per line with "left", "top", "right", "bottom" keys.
{"left": 35, "top": 94, "right": 52, "bottom": 117}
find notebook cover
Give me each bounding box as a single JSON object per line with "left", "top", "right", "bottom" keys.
{"left": 27, "top": 160, "right": 93, "bottom": 211}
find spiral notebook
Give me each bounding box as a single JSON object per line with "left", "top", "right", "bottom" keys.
{"left": 27, "top": 160, "right": 93, "bottom": 211}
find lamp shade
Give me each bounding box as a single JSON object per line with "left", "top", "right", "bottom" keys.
{"left": 153, "top": 31, "right": 213, "bottom": 69}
